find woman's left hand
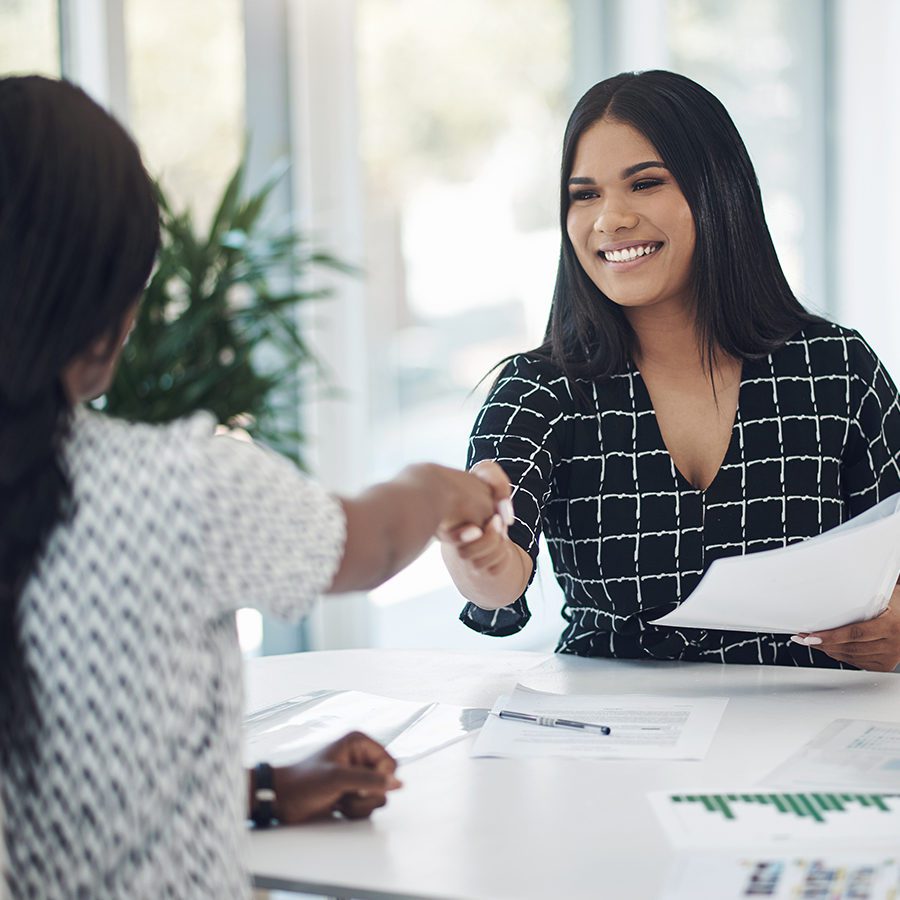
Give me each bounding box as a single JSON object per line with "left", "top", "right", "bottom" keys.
{"left": 792, "top": 586, "right": 900, "bottom": 672}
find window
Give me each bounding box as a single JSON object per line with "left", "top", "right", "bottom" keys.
{"left": 124, "top": 0, "right": 245, "bottom": 228}
{"left": 356, "top": 0, "right": 572, "bottom": 649}
{"left": 0, "top": 0, "right": 59, "bottom": 77}
{"left": 668, "top": 0, "right": 827, "bottom": 311}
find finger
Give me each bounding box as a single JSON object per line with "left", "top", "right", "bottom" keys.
{"left": 818, "top": 639, "right": 890, "bottom": 658}
{"left": 457, "top": 534, "right": 504, "bottom": 563}
{"left": 803, "top": 619, "right": 887, "bottom": 645}
{"left": 470, "top": 461, "right": 514, "bottom": 524}
{"left": 336, "top": 790, "right": 388, "bottom": 820}
{"left": 339, "top": 732, "right": 399, "bottom": 774}
{"left": 324, "top": 765, "right": 395, "bottom": 798}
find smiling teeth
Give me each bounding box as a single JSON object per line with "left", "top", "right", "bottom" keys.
{"left": 602, "top": 244, "right": 659, "bottom": 262}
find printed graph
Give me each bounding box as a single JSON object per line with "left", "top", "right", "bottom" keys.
{"left": 671, "top": 792, "right": 898, "bottom": 824}
{"left": 652, "top": 791, "right": 900, "bottom": 847}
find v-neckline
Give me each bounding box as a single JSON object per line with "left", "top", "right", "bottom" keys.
{"left": 631, "top": 359, "right": 747, "bottom": 495}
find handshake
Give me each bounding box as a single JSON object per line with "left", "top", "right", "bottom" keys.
{"left": 434, "top": 460, "right": 518, "bottom": 578}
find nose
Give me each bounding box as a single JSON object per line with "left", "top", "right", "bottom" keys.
{"left": 593, "top": 202, "right": 639, "bottom": 234}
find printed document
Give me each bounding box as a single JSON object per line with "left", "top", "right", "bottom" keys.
{"left": 764, "top": 719, "right": 900, "bottom": 792}
{"left": 661, "top": 852, "right": 900, "bottom": 900}
{"left": 649, "top": 790, "right": 900, "bottom": 848}
{"left": 244, "top": 690, "right": 483, "bottom": 766}
{"left": 650, "top": 492, "right": 900, "bottom": 634}
{"left": 470, "top": 684, "right": 727, "bottom": 760}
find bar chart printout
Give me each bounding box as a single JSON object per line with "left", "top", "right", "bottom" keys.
{"left": 650, "top": 791, "right": 900, "bottom": 847}
{"left": 662, "top": 853, "right": 900, "bottom": 900}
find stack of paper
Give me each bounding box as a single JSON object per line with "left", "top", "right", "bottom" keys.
{"left": 650, "top": 492, "right": 900, "bottom": 634}
{"left": 244, "top": 690, "right": 486, "bottom": 767}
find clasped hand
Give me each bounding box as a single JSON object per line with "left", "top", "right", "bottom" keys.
{"left": 439, "top": 460, "right": 516, "bottom": 575}
{"left": 792, "top": 584, "right": 900, "bottom": 672}
{"left": 273, "top": 732, "right": 402, "bottom": 824}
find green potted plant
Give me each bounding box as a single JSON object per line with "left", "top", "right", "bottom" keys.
{"left": 100, "top": 158, "right": 350, "bottom": 466}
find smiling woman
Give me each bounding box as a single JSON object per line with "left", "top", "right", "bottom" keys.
{"left": 440, "top": 70, "right": 900, "bottom": 673}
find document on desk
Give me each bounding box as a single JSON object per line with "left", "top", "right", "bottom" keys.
{"left": 470, "top": 685, "right": 727, "bottom": 760}
{"left": 661, "top": 852, "right": 900, "bottom": 900}
{"left": 649, "top": 492, "right": 900, "bottom": 634}
{"left": 244, "top": 690, "right": 484, "bottom": 767}
{"left": 650, "top": 790, "right": 900, "bottom": 848}
{"left": 763, "top": 719, "right": 900, "bottom": 792}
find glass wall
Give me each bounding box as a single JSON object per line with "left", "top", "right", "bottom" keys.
{"left": 0, "top": 0, "right": 59, "bottom": 77}
{"left": 124, "top": 0, "right": 245, "bottom": 229}
{"left": 356, "top": 0, "right": 572, "bottom": 649}
{"left": 668, "top": 0, "right": 826, "bottom": 311}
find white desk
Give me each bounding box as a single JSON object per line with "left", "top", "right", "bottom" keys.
{"left": 245, "top": 649, "right": 900, "bottom": 900}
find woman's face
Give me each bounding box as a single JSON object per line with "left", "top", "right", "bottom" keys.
{"left": 565, "top": 117, "right": 696, "bottom": 316}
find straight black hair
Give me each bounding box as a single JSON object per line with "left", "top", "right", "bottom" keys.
{"left": 536, "top": 69, "right": 817, "bottom": 382}
{"left": 0, "top": 76, "right": 159, "bottom": 672}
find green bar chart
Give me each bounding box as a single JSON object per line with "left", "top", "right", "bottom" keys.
{"left": 653, "top": 791, "right": 900, "bottom": 847}
{"left": 670, "top": 792, "right": 893, "bottom": 824}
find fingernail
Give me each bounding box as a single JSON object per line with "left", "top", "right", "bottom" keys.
{"left": 387, "top": 776, "right": 403, "bottom": 790}
{"left": 459, "top": 526, "right": 483, "bottom": 543}
{"left": 490, "top": 514, "right": 504, "bottom": 534}
{"left": 500, "top": 499, "right": 515, "bottom": 526}
{"left": 790, "top": 635, "right": 822, "bottom": 646}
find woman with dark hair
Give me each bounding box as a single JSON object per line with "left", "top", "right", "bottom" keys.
{"left": 0, "top": 76, "right": 511, "bottom": 898}
{"left": 442, "top": 70, "right": 900, "bottom": 672}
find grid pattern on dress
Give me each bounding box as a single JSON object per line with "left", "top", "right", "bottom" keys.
{"left": 0, "top": 409, "right": 345, "bottom": 899}
{"left": 461, "top": 321, "right": 900, "bottom": 666}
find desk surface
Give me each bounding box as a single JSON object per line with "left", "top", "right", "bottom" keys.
{"left": 245, "top": 649, "right": 900, "bottom": 900}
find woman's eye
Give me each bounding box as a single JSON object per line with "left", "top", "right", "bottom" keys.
{"left": 569, "top": 190, "right": 597, "bottom": 202}
{"left": 633, "top": 179, "right": 663, "bottom": 192}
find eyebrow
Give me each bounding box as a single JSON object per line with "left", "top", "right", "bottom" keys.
{"left": 568, "top": 160, "right": 668, "bottom": 185}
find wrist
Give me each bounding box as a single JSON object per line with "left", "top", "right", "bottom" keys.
{"left": 249, "top": 762, "right": 278, "bottom": 829}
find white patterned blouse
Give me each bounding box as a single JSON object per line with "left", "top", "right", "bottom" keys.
{"left": 0, "top": 408, "right": 345, "bottom": 899}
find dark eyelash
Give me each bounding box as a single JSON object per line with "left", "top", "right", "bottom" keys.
{"left": 633, "top": 179, "right": 663, "bottom": 191}
{"left": 568, "top": 190, "right": 596, "bottom": 202}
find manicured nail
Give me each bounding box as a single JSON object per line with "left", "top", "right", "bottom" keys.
{"left": 490, "top": 514, "right": 504, "bottom": 534}
{"left": 459, "top": 526, "right": 483, "bottom": 544}
{"left": 790, "top": 635, "right": 822, "bottom": 646}
{"left": 387, "top": 776, "right": 403, "bottom": 790}
{"left": 500, "top": 499, "right": 515, "bottom": 526}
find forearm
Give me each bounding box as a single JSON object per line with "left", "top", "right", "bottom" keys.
{"left": 441, "top": 538, "right": 532, "bottom": 609}
{"left": 328, "top": 464, "right": 448, "bottom": 593}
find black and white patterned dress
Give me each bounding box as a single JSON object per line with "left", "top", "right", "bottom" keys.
{"left": 0, "top": 409, "right": 345, "bottom": 899}
{"left": 461, "top": 321, "right": 900, "bottom": 666}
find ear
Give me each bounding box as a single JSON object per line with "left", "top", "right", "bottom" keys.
{"left": 62, "top": 303, "right": 140, "bottom": 402}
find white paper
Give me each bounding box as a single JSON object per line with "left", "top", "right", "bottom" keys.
{"left": 661, "top": 852, "right": 900, "bottom": 900}
{"left": 470, "top": 684, "right": 727, "bottom": 760}
{"left": 650, "top": 790, "right": 900, "bottom": 848}
{"left": 244, "top": 690, "right": 481, "bottom": 766}
{"left": 764, "top": 719, "right": 900, "bottom": 792}
{"left": 650, "top": 492, "right": 900, "bottom": 634}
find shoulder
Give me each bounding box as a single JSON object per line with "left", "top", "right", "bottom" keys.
{"left": 67, "top": 407, "right": 215, "bottom": 474}
{"left": 780, "top": 319, "right": 881, "bottom": 375}
{"left": 489, "top": 353, "right": 581, "bottom": 413}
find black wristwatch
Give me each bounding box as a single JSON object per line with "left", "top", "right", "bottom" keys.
{"left": 250, "top": 762, "right": 277, "bottom": 829}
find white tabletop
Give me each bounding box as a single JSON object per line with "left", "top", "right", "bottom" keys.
{"left": 245, "top": 649, "right": 900, "bottom": 900}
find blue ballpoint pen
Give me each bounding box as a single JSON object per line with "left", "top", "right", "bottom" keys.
{"left": 497, "top": 709, "right": 612, "bottom": 735}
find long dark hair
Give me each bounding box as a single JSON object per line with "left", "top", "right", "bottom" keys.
{"left": 0, "top": 77, "right": 159, "bottom": 669}
{"left": 538, "top": 69, "right": 816, "bottom": 382}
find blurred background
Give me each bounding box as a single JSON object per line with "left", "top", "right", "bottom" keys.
{"left": 3, "top": 0, "right": 898, "bottom": 656}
